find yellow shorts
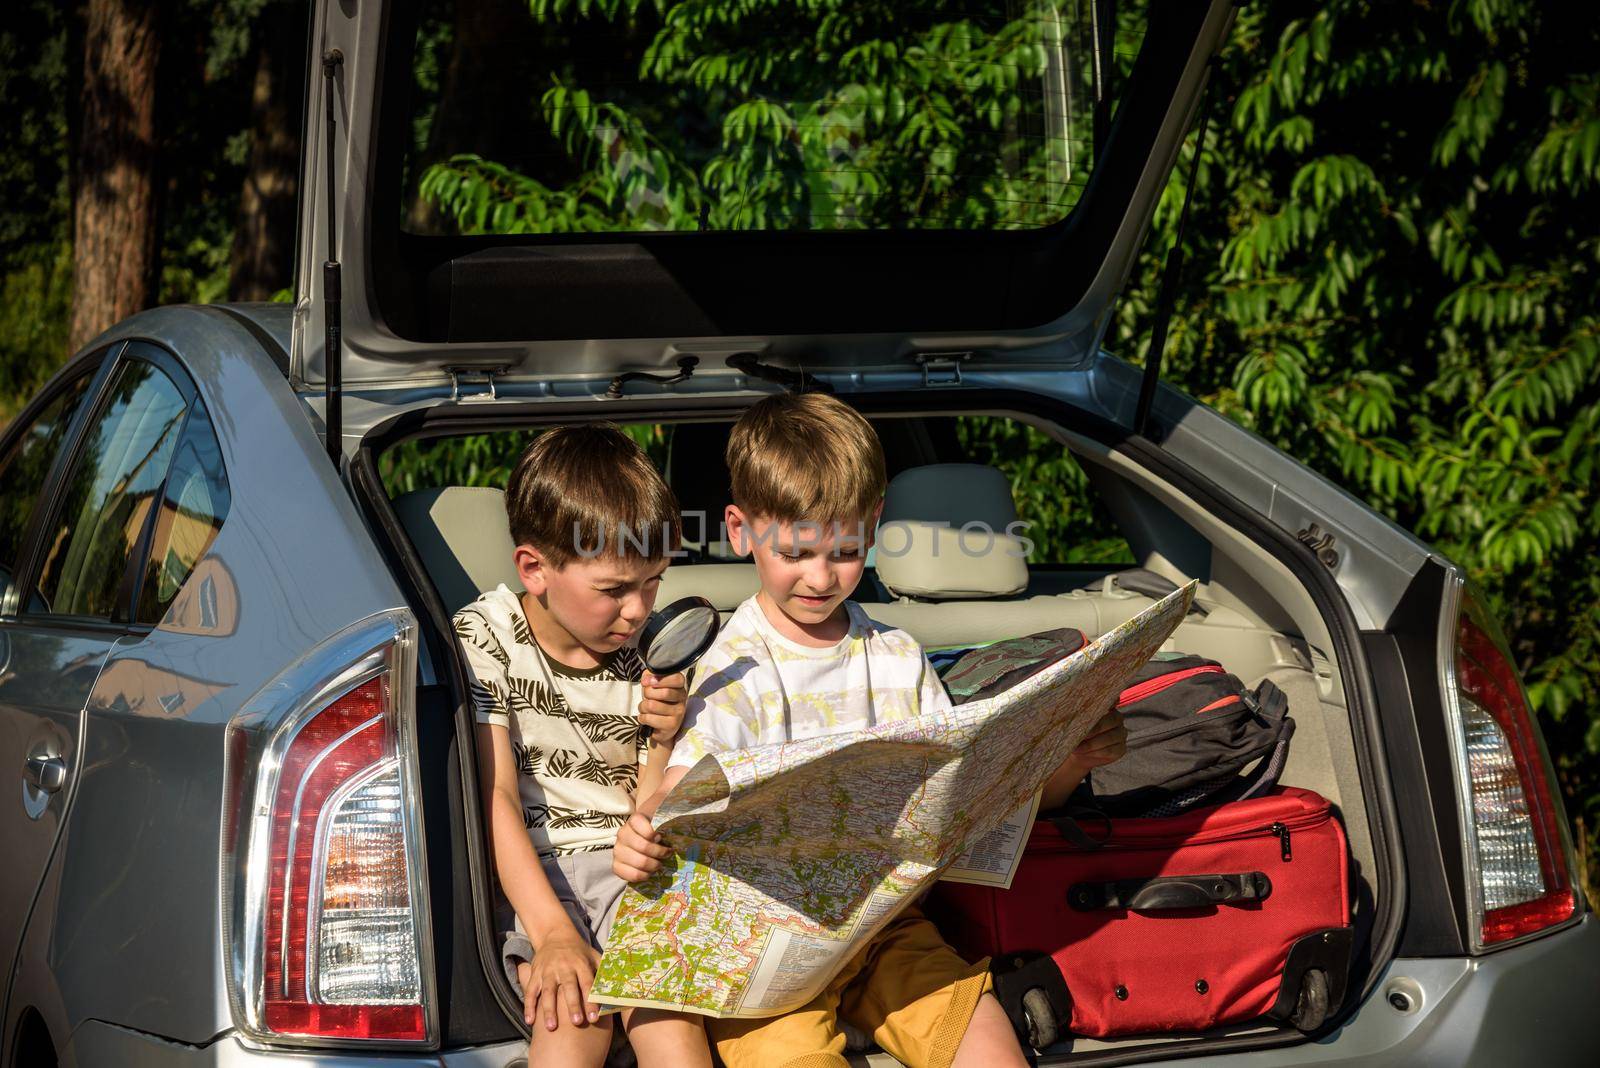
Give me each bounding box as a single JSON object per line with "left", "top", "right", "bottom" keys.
{"left": 709, "top": 906, "right": 993, "bottom": 1068}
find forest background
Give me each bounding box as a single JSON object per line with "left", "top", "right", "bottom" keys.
{"left": 1, "top": 0, "right": 1596, "bottom": 906}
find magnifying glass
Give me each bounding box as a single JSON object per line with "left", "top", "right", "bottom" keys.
{"left": 638, "top": 595, "right": 722, "bottom": 677}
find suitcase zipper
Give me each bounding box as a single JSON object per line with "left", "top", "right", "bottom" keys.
{"left": 1116, "top": 665, "right": 1226, "bottom": 707}
{"left": 1268, "top": 821, "right": 1292, "bottom": 861}
{"left": 1043, "top": 806, "right": 1326, "bottom": 854}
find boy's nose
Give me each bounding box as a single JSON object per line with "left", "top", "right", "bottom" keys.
{"left": 802, "top": 557, "right": 835, "bottom": 592}
{"left": 619, "top": 591, "right": 650, "bottom": 625}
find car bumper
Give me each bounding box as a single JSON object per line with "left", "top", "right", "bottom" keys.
{"left": 63, "top": 916, "right": 1599, "bottom": 1067}
{"left": 1149, "top": 913, "right": 1600, "bottom": 1067}
{"left": 63, "top": 1026, "right": 528, "bottom": 1067}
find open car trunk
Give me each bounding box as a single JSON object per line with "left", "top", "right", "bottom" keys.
{"left": 352, "top": 389, "right": 1393, "bottom": 1063}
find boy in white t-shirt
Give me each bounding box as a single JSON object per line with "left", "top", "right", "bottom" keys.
{"left": 455, "top": 425, "right": 709, "bottom": 1068}
{"left": 613, "top": 394, "right": 1128, "bottom": 1068}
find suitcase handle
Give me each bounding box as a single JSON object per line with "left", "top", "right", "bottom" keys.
{"left": 1067, "top": 871, "right": 1272, "bottom": 911}
{"left": 1045, "top": 810, "right": 1112, "bottom": 849}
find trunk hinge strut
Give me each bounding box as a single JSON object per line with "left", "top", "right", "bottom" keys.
{"left": 606, "top": 355, "right": 698, "bottom": 399}
{"left": 445, "top": 365, "right": 512, "bottom": 402}
{"left": 1134, "top": 71, "right": 1216, "bottom": 438}
{"left": 916, "top": 352, "right": 973, "bottom": 387}
{"left": 725, "top": 352, "right": 834, "bottom": 394}
{"left": 321, "top": 48, "right": 344, "bottom": 467}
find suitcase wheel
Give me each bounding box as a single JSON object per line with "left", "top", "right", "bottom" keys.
{"left": 1021, "top": 986, "right": 1060, "bottom": 1049}
{"left": 1290, "top": 968, "right": 1330, "bottom": 1031}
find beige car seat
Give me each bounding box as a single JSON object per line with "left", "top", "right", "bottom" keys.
{"left": 393, "top": 487, "right": 519, "bottom": 613}
{"left": 869, "top": 465, "right": 1154, "bottom": 648}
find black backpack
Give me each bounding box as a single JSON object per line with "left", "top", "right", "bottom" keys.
{"left": 938, "top": 636, "right": 1294, "bottom": 818}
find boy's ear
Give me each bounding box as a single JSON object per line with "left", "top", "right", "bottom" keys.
{"left": 513, "top": 544, "right": 550, "bottom": 597}
{"left": 724, "top": 504, "right": 753, "bottom": 558}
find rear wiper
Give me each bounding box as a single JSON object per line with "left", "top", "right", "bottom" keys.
{"left": 726, "top": 352, "right": 834, "bottom": 394}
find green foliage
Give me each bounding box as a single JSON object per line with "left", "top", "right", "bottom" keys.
{"left": 956, "top": 417, "right": 1133, "bottom": 564}
{"left": 0, "top": 0, "right": 74, "bottom": 420}
{"left": 0, "top": 0, "right": 298, "bottom": 428}
{"left": 0, "top": 0, "right": 70, "bottom": 259}
{"left": 381, "top": 424, "right": 669, "bottom": 497}
{"left": 0, "top": 244, "right": 72, "bottom": 425}
{"left": 1110, "top": 0, "right": 1600, "bottom": 899}
{"left": 414, "top": 0, "right": 1095, "bottom": 232}
{"left": 383, "top": 431, "right": 542, "bottom": 496}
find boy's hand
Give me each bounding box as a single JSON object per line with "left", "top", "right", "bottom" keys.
{"left": 1067, "top": 708, "right": 1128, "bottom": 772}
{"left": 638, "top": 671, "right": 688, "bottom": 744}
{"left": 519, "top": 926, "right": 601, "bottom": 1031}
{"left": 613, "top": 811, "right": 672, "bottom": 882}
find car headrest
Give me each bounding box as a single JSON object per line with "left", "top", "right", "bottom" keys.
{"left": 394, "top": 486, "right": 518, "bottom": 614}
{"left": 658, "top": 563, "right": 761, "bottom": 611}
{"left": 875, "top": 464, "right": 1029, "bottom": 600}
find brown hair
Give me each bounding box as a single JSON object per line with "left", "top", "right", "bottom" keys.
{"left": 725, "top": 393, "right": 886, "bottom": 526}
{"left": 505, "top": 425, "right": 681, "bottom": 567}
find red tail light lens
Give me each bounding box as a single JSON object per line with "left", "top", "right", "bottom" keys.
{"left": 260, "top": 677, "right": 424, "bottom": 1039}
{"left": 1446, "top": 591, "right": 1578, "bottom": 949}
{"left": 224, "top": 612, "right": 434, "bottom": 1047}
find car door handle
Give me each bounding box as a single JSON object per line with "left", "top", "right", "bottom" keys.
{"left": 23, "top": 754, "right": 67, "bottom": 793}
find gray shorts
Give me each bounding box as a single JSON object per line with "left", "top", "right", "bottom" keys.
{"left": 501, "top": 849, "right": 628, "bottom": 996}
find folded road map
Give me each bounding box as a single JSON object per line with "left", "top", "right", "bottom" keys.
{"left": 591, "top": 581, "right": 1197, "bottom": 1018}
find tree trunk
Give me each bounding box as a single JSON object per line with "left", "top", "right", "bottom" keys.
{"left": 68, "top": 0, "right": 160, "bottom": 354}
{"left": 229, "top": 2, "right": 304, "bottom": 303}
{"left": 405, "top": 0, "right": 532, "bottom": 233}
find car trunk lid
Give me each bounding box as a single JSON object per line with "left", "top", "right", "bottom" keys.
{"left": 292, "top": 0, "right": 1232, "bottom": 397}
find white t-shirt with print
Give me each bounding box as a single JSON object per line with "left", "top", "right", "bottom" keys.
{"left": 668, "top": 595, "right": 952, "bottom": 770}
{"left": 454, "top": 584, "right": 647, "bottom": 857}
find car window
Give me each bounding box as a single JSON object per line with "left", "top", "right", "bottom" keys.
{"left": 940, "top": 415, "right": 1134, "bottom": 565}
{"left": 135, "top": 398, "right": 230, "bottom": 625}
{"left": 0, "top": 373, "right": 93, "bottom": 609}
{"left": 30, "top": 359, "right": 189, "bottom": 621}
{"left": 398, "top": 0, "right": 1126, "bottom": 236}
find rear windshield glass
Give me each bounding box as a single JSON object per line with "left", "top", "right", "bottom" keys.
{"left": 398, "top": 0, "right": 1148, "bottom": 236}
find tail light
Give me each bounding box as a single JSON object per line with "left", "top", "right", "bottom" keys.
{"left": 223, "top": 610, "right": 436, "bottom": 1047}
{"left": 1441, "top": 582, "right": 1579, "bottom": 950}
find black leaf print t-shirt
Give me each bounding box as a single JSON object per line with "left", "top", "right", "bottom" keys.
{"left": 454, "top": 584, "right": 648, "bottom": 857}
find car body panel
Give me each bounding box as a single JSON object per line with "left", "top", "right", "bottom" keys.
{"left": 4, "top": 305, "right": 412, "bottom": 1053}
{"left": 1163, "top": 916, "right": 1600, "bottom": 1066}
{"left": 56, "top": 918, "right": 1600, "bottom": 1066}
{"left": 0, "top": 627, "right": 117, "bottom": 999}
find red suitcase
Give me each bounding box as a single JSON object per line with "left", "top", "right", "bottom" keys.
{"left": 928, "top": 787, "right": 1352, "bottom": 1044}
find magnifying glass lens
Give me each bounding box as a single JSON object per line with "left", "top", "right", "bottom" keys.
{"left": 644, "top": 605, "right": 719, "bottom": 674}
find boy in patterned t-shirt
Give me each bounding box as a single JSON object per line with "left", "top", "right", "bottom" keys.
{"left": 613, "top": 394, "right": 1128, "bottom": 1068}
{"left": 454, "top": 425, "right": 709, "bottom": 1068}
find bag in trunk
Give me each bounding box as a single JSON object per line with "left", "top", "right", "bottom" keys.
{"left": 939, "top": 635, "right": 1295, "bottom": 817}
{"left": 927, "top": 787, "right": 1353, "bottom": 1044}
{"left": 1092, "top": 656, "right": 1294, "bottom": 817}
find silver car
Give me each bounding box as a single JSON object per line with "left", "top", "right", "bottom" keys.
{"left": 2, "top": 0, "right": 1595, "bottom": 1064}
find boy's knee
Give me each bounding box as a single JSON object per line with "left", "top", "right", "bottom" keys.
{"left": 623, "top": 1006, "right": 701, "bottom": 1031}
{"left": 623, "top": 1009, "right": 712, "bottom": 1067}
